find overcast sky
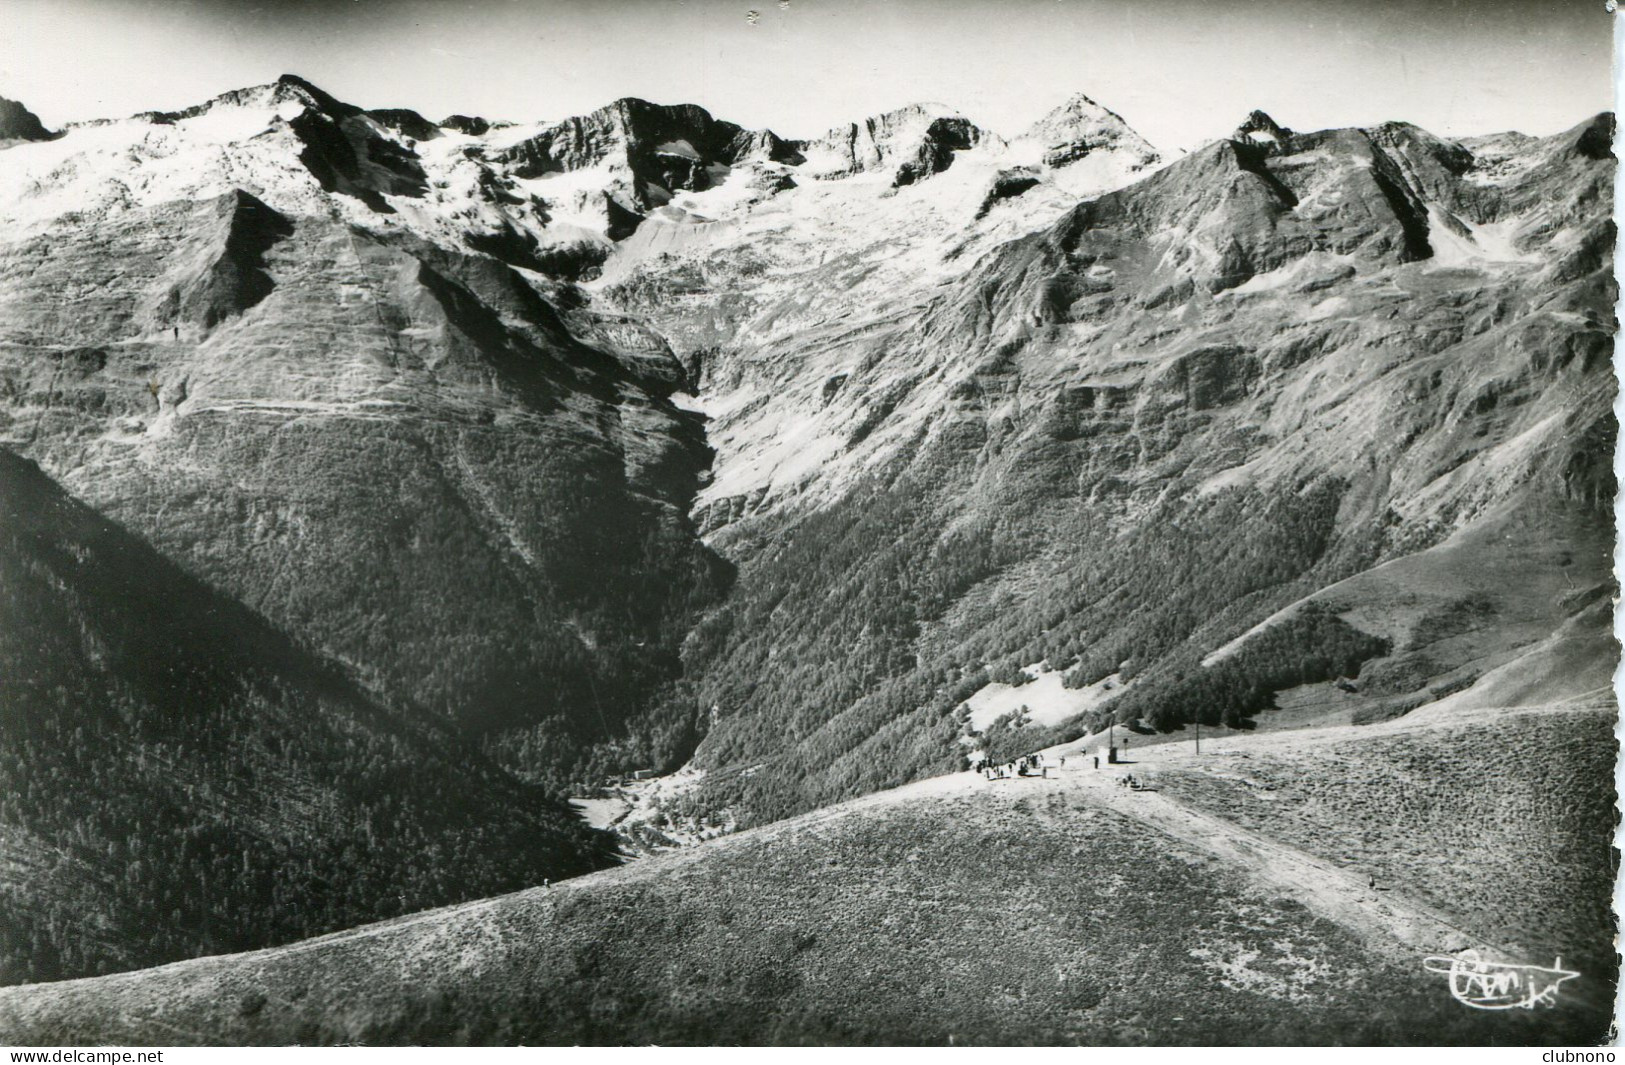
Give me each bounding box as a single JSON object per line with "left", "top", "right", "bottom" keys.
{"left": 2, "top": 0, "right": 1614, "bottom": 151}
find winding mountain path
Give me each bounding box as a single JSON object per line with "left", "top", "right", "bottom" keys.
{"left": 1055, "top": 765, "right": 1490, "bottom": 961}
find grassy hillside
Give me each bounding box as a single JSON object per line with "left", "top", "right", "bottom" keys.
{"left": 976, "top": 493, "right": 1616, "bottom": 761}
{"left": 1156, "top": 708, "right": 1618, "bottom": 983}
{"left": 0, "top": 705, "right": 1610, "bottom": 1045}
{"left": 0, "top": 450, "right": 613, "bottom": 985}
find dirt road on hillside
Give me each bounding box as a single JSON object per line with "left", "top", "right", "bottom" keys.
{"left": 1053, "top": 764, "right": 1490, "bottom": 960}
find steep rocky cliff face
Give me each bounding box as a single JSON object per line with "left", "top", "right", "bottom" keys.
{"left": 795, "top": 103, "right": 987, "bottom": 185}
{"left": 0, "top": 76, "right": 1613, "bottom": 977}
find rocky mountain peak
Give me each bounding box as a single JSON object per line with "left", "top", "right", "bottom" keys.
{"left": 256, "top": 74, "right": 366, "bottom": 120}
{"left": 1566, "top": 111, "right": 1615, "bottom": 161}
{"left": 490, "top": 96, "right": 800, "bottom": 233}
{"left": 1025, "top": 92, "right": 1131, "bottom": 140}
{"left": 1232, "top": 109, "right": 1293, "bottom": 151}
{"left": 1022, "top": 91, "right": 1159, "bottom": 168}
{"left": 0, "top": 95, "right": 55, "bottom": 143}
{"left": 798, "top": 102, "right": 993, "bottom": 185}
{"left": 441, "top": 113, "right": 495, "bottom": 136}
{"left": 504, "top": 97, "right": 726, "bottom": 170}
{"left": 271, "top": 73, "right": 329, "bottom": 101}
{"left": 126, "top": 73, "right": 360, "bottom": 129}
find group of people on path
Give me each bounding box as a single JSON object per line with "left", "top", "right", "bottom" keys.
{"left": 969, "top": 745, "right": 1119, "bottom": 781}
{"left": 972, "top": 753, "right": 1066, "bottom": 780}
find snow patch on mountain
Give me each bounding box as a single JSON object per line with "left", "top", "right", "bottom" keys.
{"left": 1424, "top": 206, "right": 1538, "bottom": 266}
{"left": 965, "top": 667, "right": 1128, "bottom": 731}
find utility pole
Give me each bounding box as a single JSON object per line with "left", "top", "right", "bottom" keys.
{"left": 1195, "top": 712, "right": 1201, "bottom": 755}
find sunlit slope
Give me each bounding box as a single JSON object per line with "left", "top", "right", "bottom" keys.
{"left": 1157, "top": 705, "right": 1616, "bottom": 985}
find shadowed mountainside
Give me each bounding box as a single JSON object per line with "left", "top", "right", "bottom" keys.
{"left": 0, "top": 450, "right": 614, "bottom": 985}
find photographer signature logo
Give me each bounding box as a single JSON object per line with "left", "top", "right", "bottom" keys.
{"left": 1422, "top": 950, "right": 1579, "bottom": 1010}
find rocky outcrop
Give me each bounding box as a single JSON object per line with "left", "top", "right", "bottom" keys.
{"left": 149, "top": 190, "right": 293, "bottom": 330}
{"left": 497, "top": 97, "right": 797, "bottom": 212}
{"left": 366, "top": 107, "right": 441, "bottom": 141}
{"left": 286, "top": 99, "right": 429, "bottom": 210}
{"left": 0, "top": 96, "right": 54, "bottom": 143}
{"left": 893, "top": 115, "right": 985, "bottom": 186}
{"left": 798, "top": 104, "right": 993, "bottom": 185}
{"left": 1232, "top": 109, "right": 1294, "bottom": 153}
{"left": 1568, "top": 111, "right": 1615, "bottom": 160}
{"left": 441, "top": 113, "right": 494, "bottom": 136}
{"left": 976, "top": 167, "right": 1042, "bottom": 218}
{"left": 1022, "top": 92, "right": 1160, "bottom": 169}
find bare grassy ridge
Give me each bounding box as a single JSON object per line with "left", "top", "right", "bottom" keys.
{"left": 0, "top": 786, "right": 1603, "bottom": 1045}
{"left": 1155, "top": 709, "right": 1619, "bottom": 982}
